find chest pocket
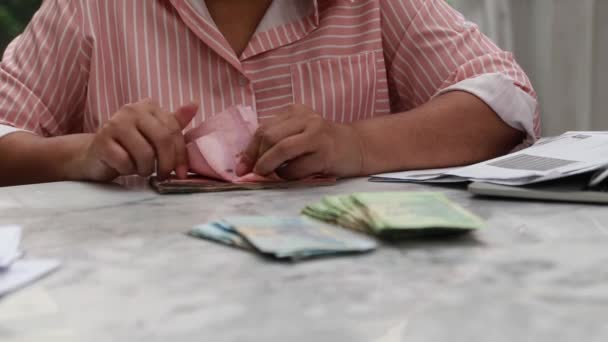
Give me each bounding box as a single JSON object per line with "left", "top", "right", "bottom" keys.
{"left": 290, "top": 51, "right": 378, "bottom": 123}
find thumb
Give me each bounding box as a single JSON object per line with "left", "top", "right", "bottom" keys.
{"left": 174, "top": 102, "right": 199, "bottom": 130}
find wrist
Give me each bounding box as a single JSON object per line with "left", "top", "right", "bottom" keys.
{"left": 55, "top": 133, "right": 96, "bottom": 181}
{"left": 332, "top": 123, "right": 366, "bottom": 177}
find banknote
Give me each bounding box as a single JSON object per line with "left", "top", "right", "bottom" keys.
{"left": 303, "top": 192, "right": 485, "bottom": 239}
{"left": 189, "top": 222, "right": 251, "bottom": 249}
{"left": 189, "top": 216, "right": 377, "bottom": 260}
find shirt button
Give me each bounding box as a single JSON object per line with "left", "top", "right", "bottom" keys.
{"left": 238, "top": 75, "right": 250, "bottom": 87}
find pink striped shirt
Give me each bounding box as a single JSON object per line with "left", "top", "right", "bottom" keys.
{"left": 0, "top": 0, "right": 539, "bottom": 145}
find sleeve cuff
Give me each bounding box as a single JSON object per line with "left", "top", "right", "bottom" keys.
{"left": 0, "top": 124, "right": 25, "bottom": 139}
{"left": 435, "top": 73, "right": 538, "bottom": 147}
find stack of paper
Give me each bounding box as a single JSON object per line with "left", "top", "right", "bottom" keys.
{"left": 0, "top": 226, "right": 60, "bottom": 298}
{"left": 371, "top": 132, "right": 608, "bottom": 186}
{"left": 189, "top": 216, "right": 377, "bottom": 261}
{"left": 370, "top": 167, "right": 466, "bottom": 184}
{"left": 302, "top": 192, "right": 485, "bottom": 239}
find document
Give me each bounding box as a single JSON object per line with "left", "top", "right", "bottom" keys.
{"left": 371, "top": 167, "right": 467, "bottom": 183}
{"left": 371, "top": 132, "right": 608, "bottom": 186}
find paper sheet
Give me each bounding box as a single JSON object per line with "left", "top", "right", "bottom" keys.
{"left": 0, "top": 260, "right": 61, "bottom": 298}
{"left": 0, "top": 226, "right": 22, "bottom": 269}
{"left": 371, "top": 132, "right": 608, "bottom": 186}
{"left": 0, "top": 226, "right": 61, "bottom": 298}
{"left": 370, "top": 167, "right": 467, "bottom": 183}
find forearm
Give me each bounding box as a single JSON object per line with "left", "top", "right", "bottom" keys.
{"left": 0, "top": 132, "right": 92, "bottom": 187}
{"left": 352, "top": 91, "right": 524, "bottom": 175}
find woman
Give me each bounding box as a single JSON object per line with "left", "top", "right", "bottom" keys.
{"left": 0, "top": 0, "right": 538, "bottom": 186}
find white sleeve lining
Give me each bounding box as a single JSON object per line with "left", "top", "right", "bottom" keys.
{"left": 435, "top": 72, "right": 537, "bottom": 145}
{"left": 0, "top": 124, "right": 24, "bottom": 139}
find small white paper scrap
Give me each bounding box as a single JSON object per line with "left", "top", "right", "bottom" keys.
{"left": 0, "top": 225, "right": 22, "bottom": 269}
{"left": 0, "top": 225, "right": 61, "bottom": 298}
{"left": 0, "top": 260, "right": 61, "bottom": 297}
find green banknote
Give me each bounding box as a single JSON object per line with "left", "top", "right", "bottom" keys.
{"left": 302, "top": 195, "right": 370, "bottom": 232}
{"left": 303, "top": 192, "right": 484, "bottom": 239}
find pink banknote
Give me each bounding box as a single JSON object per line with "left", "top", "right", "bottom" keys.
{"left": 185, "top": 105, "right": 281, "bottom": 183}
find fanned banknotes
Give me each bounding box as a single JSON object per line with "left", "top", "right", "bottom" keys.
{"left": 150, "top": 105, "right": 337, "bottom": 194}
{"left": 189, "top": 216, "right": 377, "bottom": 261}
{"left": 302, "top": 192, "right": 485, "bottom": 239}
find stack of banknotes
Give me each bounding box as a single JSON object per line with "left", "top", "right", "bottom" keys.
{"left": 189, "top": 216, "right": 378, "bottom": 261}
{"left": 302, "top": 192, "right": 485, "bottom": 239}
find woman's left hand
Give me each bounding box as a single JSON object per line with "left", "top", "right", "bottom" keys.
{"left": 236, "top": 104, "right": 363, "bottom": 180}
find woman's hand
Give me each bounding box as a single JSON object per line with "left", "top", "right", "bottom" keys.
{"left": 236, "top": 104, "right": 363, "bottom": 180}
{"left": 78, "top": 99, "right": 198, "bottom": 182}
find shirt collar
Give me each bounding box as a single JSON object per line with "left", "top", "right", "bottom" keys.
{"left": 186, "top": 0, "right": 356, "bottom": 32}
{"left": 174, "top": 0, "right": 357, "bottom": 67}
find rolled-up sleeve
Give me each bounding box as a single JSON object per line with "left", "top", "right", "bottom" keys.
{"left": 0, "top": 0, "right": 89, "bottom": 138}
{"left": 381, "top": 0, "right": 540, "bottom": 144}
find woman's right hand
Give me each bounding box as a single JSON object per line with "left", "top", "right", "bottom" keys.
{"left": 77, "top": 99, "right": 198, "bottom": 182}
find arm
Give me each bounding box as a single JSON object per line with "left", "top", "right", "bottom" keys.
{"left": 0, "top": 132, "right": 93, "bottom": 186}
{"left": 350, "top": 0, "right": 538, "bottom": 174}
{"left": 0, "top": 0, "right": 90, "bottom": 186}
{"left": 0, "top": 1, "right": 196, "bottom": 187}
{"left": 0, "top": 101, "right": 198, "bottom": 187}
{"left": 237, "top": 0, "right": 537, "bottom": 179}
{"left": 352, "top": 90, "right": 524, "bottom": 175}
{"left": 236, "top": 92, "right": 521, "bottom": 180}
{"left": 381, "top": 0, "right": 539, "bottom": 142}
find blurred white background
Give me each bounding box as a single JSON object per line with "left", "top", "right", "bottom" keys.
{"left": 451, "top": 0, "right": 608, "bottom": 136}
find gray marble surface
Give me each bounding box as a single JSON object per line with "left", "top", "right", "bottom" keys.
{"left": 1, "top": 178, "right": 607, "bottom": 342}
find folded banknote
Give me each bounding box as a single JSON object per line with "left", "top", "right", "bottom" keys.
{"left": 190, "top": 216, "right": 377, "bottom": 261}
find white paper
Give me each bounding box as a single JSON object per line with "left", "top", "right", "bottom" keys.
{"left": 0, "top": 260, "right": 61, "bottom": 298}
{"left": 370, "top": 167, "right": 468, "bottom": 182}
{"left": 0, "top": 226, "right": 22, "bottom": 269}
{"left": 0, "top": 225, "right": 61, "bottom": 298}
{"left": 370, "top": 132, "right": 608, "bottom": 186}
{"left": 448, "top": 132, "right": 608, "bottom": 182}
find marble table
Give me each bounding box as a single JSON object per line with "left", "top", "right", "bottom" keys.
{"left": 1, "top": 178, "right": 607, "bottom": 342}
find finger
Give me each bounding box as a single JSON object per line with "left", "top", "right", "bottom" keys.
{"left": 113, "top": 126, "right": 157, "bottom": 177}
{"left": 253, "top": 133, "right": 318, "bottom": 176}
{"left": 128, "top": 99, "right": 163, "bottom": 119}
{"left": 172, "top": 132, "right": 188, "bottom": 179}
{"left": 100, "top": 139, "right": 137, "bottom": 176}
{"left": 136, "top": 115, "right": 176, "bottom": 180}
{"left": 236, "top": 117, "right": 306, "bottom": 177}
{"left": 237, "top": 131, "right": 263, "bottom": 176}
{"left": 276, "top": 152, "right": 326, "bottom": 180}
{"left": 169, "top": 103, "right": 198, "bottom": 177}
{"left": 166, "top": 102, "right": 199, "bottom": 132}
{"left": 147, "top": 102, "right": 198, "bottom": 178}
{"left": 258, "top": 117, "right": 308, "bottom": 156}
